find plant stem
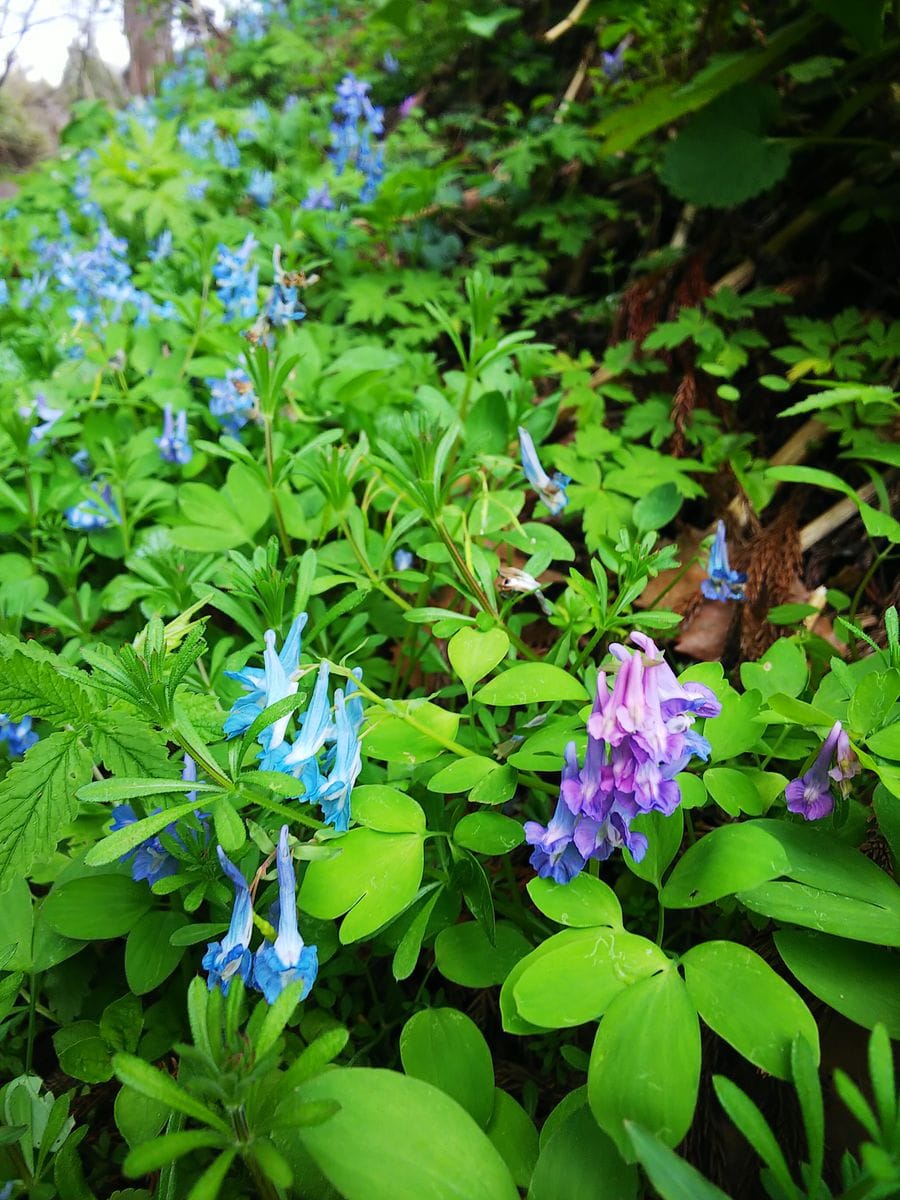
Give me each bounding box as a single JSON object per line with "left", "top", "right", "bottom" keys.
{"left": 263, "top": 413, "right": 293, "bottom": 558}
{"left": 25, "top": 972, "right": 40, "bottom": 1074}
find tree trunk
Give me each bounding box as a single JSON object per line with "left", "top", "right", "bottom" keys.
{"left": 123, "top": 0, "right": 174, "bottom": 95}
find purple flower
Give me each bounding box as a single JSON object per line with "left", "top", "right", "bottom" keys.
{"left": 156, "top": 405, "right": 192, "bottom": 465}
{"left": 701, "top": 521, "right": 747, "bottom": 602}
{"left": 302, "top": 182, "right": 335, "bottom": 211}
{"left": 786, "top": 720, "right": 858, "bottom": 820}
{"left": 527, "top": 632, "right": 719, "bottom": 884}
{"left": 518, "top": 426, "right": 570, "bottom": 516}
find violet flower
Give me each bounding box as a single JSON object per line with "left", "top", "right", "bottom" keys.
{"left": 786, "top": 720, "right": 858, "bottom": 820}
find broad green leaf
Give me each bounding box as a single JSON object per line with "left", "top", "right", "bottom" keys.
{"left": 470, "top": 764, "right": 518, "bottom": 806}
{"left": 92, "top": 711, "right": 177, "bottom": 779}
{"left": 660, "top": 822, "right": 790, "bottom": 909}
{"left": 43, "top": 874, "right": 153, "bottom": 940}
{"left": 513, "top": 928, "right": 668, "bottom": 1029}
{"left": 400, "top": 1008, "right": 495, "bottom": 1128}
{"left": 100, "top": 992, "right": 143, "bottom": 1053}
{"left": 453, "top": 812, "right": 524, "bottom": 855}
{"left": 625, "top": 809, "right": 684, "bottom": 886}
{"left": 868, "top": 723, "right": 900, "bottom": 759}
{"left": 300, "top": 827, "right": 424, "bottom": 943}
{"left": 448, "top": 627, "right": 510, "bottom": 692}
{"left": 352, "top": 785, "right": 426, "bottom": 833}
{"left": 588, "top": 969, "right": 700, "bottom": 1158}
{"left": 53, "top": 1020, "right": 112, "bottom": 1083}
{"left": 527, "top": 874, "right": 623, "bottom": 928}
{"left": 849, "top": 670, "right": 900, "bottom": 738}
{"left": 365, "top": 701, "right": 460, "bottom": 764}
{"left": 705, "top": 688, "right": 765, "bottom": 760}
{"left": 737, "top": 881, "right": 900, "bottom": 946}
{"left": 114, "top": 1085, "right": 169, "bottom": 1149}
{"left": 125, "top": 911, "right": 189, "bottom": 995}
{"left": 530, "top": 1103, "right": 638, "bottom": 1200}
{"left": 682, "top": 940, "right": 819, "bottom": 1078}
{"left": 703, "top": 767, "right": 769, "bottom": 816}
{"left": 427, "top": 756, "right": 499, "bottom": 795}
{"left": 475, "top": 664, "right": 587, "bottom": 706}
{"left": 435, "top": 920, "right": 532, "bottom": 989}
{"left": 740, "top": 639, "right": 808, "bottom": 700}
{"left": 0, "top": 731, "right": 93, "bottom": 893}
{"left": 486, "top": 1089, "right": 538, "bottom": 1190}
{"left": 296, "top": 1068, "right": 519, "bottom": 1200}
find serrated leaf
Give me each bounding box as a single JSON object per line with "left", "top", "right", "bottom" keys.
{"left": 92, "top": 711, "right": 178, "bottom": 779}
{"left": 0, "top": 650, "right": 97, "bottom": 725}
{"left": 0, "top": 731, "right": 93, "bottom": 894}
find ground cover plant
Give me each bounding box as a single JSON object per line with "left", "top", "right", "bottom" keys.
{"left": 0, "top": 0, "right": 898, "bottom": 1196}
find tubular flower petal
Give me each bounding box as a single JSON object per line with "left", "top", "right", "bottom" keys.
{"left": 517, "top": 426, "right": 570, "bottom": 516}
{"left": 701, "top": 520, "right": 747, "bottom": 602}
{"left": 253, "top": 825, "right": 318, "bottom": 1003}
{"left": 786, "top": 720, "right": 858, "bottom": 820}
{"left": 202, "top": 847, "right": 254, "bottom": 993}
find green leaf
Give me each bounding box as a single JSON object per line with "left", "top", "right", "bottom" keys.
{"left": 625, "top": 1123, "right": 732, "bottom": 1200}
{"left": 453, "top": 812, "right": 524, "bottom": 854}
{"left": 660, "top": 85, "right": 791, "bottom": 209}
{"left": 738, "top": 880, "right": 900, "bottom": 945}
{"left": 85, "top": 795, "right": 213, "bottom": 867}
{"left": 186, "top": 1149, "right": 238, "bottom": 1200}
{"left": 513, "top": 928, "right": 669, "bottom": 1030}
{"left": 485, "top": 1089, "right": 538, "bottom": 1191}
{"left": 296, "top": 1068, "right": 519, "bottom": 1200}
{"left": 530, "top": 1104, "right": 638, "bottom": 1200}
{"left": 625, "top": 809, "right": 684, "bottom": 885}
{"left": 775, "top": 930, "right": 900, "bottom": 1037}
{"left": 740, "top": 639, "right": 809, "bottom": 700}
{"left": 476, "top": 664, "right": 587, "bottom": 706}
{"left": 0, "top": 731, "right": 93, "bottom": 893}
{"left": 527, "top": 874, "right": 622, "bottom": 928}
{"left": 299, "top": 827, "right": 424, "bottom": 943}
{"left": 868, "top": 724, "right": 900, "bottom": 759}
{"left": 682, "top": 940, "right": 819, "bottom": 1079}
{"left": 43, "top": 874, "right": 152, "bottom": 940}
{"left": 364, "top": 701, "right": 460, "bottom": 764}
{"left": 351, "top": 786, "right": 425, "bottom": 833}
{"left": 703, "top": 767, "right": 769, "bottom": 816}
{"left": 448, "top": 628, "right": 510, "bottom": 692}
{"left": 633, "top": 483, "right": 684, "bottom": 532}
{"left": 124, "top": 1131, "right": 226, "bottom": 1176}
{"left": 435, "top": 920, "right": 532, "bottom": 989}
{"left": 92, "top": 711, "right": 177, "bottom": 779}
{"left": 849, "top": 670, "right": 900, "bottom": 738}
{"left": 53, "top": 1020, "right": 113, "bottom": 1083}
{"left": 113, "top": 1053, "right": 231, "bottom": 1136}
{"left": 712, "top": 1077, "right": 798, "bottom": 1198}
{"left": 0, "top": 648, "right": 97, "bottom": 725}
{"left": 463, "top": 6, "right": 518, "bottom": 37}
{"left": 427, "top": 756, "right": 499, "bottom": 795}
{"left": 101, "top": 993, "right": 143, "bottom": 1053}
{"left": 660, "top": 822, "right": 791, "bottom": 909}
{"left": 470, "top": 764, "right": 518, "bottom": 806}
{"left": 114, "top": 1085, "right": 169, "bottom": 1148}
{"left": 125, "top": 911, "right": 189, "bottom": 995}
{"left": 705, "top": 689, "right": 764, "bottom": 760}
{"left": 400, "top": 1008, "right": 495, "bottom": 1128}
{"left": 588, "top": 969, "right": 700, "bottom": 1159}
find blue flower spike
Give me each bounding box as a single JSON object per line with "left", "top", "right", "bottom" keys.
{"left": 701, "top": 520, "right": 747, "bottom": 602}
{"left": 202, "top": 847, "right": 255, "bottom": 994}
{"left": 517, "top": 426, "right": 570, "bottom": 516}
{"left": 253, "top": 825, "right": 318, "bottom": 1004}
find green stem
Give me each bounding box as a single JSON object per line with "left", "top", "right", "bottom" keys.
{"left": 263, "top": 414, "right": 293, "bottom": 558}
{"left": 25, "top": 972, "right": 40, "bottom": 1075}
{"left": 337, "top": 518, "right": 413, "bottom": 612}
{"left": 849, "top": 545, "right": 892, "bottom": 626}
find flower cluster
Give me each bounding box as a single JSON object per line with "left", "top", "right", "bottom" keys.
{"left": 329, "top": 74, "right": 385, "bottom": 203}
{"left": 213, "top": 234, "right": 259, "bottom": 321}
{"left": 156, "top": 405, "right": 192, "bottom": 465}
{"left": 525, "top": 632, "right": 721, "bottom": 883}
{"left": 110, "top": 758, "right": 206, "bottom": 886}
{"left": 247, "top": 169, "right": 275, "bottom": 208}
{"left": 701, "top": 520, "right": 747, "bottom": 602}
{"left": 207, "top": 369, "right": 256, "bottom": 434}
{"left": 203, "top": 824, "right": 318, "bottom": 1003}
{"left": 20, "top": 394, "right": 63, "bottom": 445}
{"left": 786, "top": 720, "right": 860, "bottom": 821}
{"left": 518, "top": 426, "right": 571, "bottom": 516}
{"left": 224, "top": 614, "right": 364, "bottom": 832}
{"left": 0, "top": 714, "right": 38, "bottom": 757}
{"left": 302, "top": 182, "right": 335, "bottom": 211}
{"left": 65, "top": 483, "right": 119, "bottom": 531}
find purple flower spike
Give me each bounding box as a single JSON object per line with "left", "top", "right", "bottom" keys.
{"left": 786, "top": 720, "right": 858, "bottom": 820}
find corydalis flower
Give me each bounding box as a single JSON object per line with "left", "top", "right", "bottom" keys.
{"left": 156, "top": 405, "right": 192, "bottom": 465}
{"left": 213, "top": 234, "right": 259, "bottom": 321}
{"left": 525, "top": 632, "right": 720, "bottom": 884}
{"left": 65, "top": 483, "right": 118, "bottom": 530}
{"left": 0, "top": 714, "right": 38, "bottom": 756}
{"left": 518, "top": 426, "right": 570, "bottom": 516}
{"left": 701, "top": 521, "right": 747, "bottom": 602}
{"left": 247, "top": 169, "right": 275, "bottom": 208}
{"left": 202, "top": 847, "right": 254, "bottom": 993}
{"left": 207, "top": 369, "right": 256, "bottom": 434}
{"left": 20, "top": 394, "right": 63, "bottom": 445}
{"left": 498, "top": 566, "right": 552, "bottom": 615}
{"left": 302, "top": 182, "right": 335, "bottom": 211}
{"left": 149, "top": 229, "right": 173, "bottom": 262}
{"left": 110, "top": 803, "right": 181, "bottom": 886}
{"left": 253, "top": 825, "right": 318, "bottom": 1003}
{"left": 224, "top": 613, "right": 307, "bottom": 740}
{"left": 785, "top": 720, "right": 859, "bottom": 821}
{"left": 393, "top": 548, "right": 414, "bottom": 571}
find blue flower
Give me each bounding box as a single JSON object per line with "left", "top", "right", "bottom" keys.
{"left": 20, "top": 394, "right": 63, "bottom": 445}
{"left": 224, "top": 614, "right": 307, "bottom": 740}
{"left": 383, "top": 51, "right": 400, "bottom": 73}
{"left": 329, "top": 73, "right": 386, "bottom": 202}
{"left": 253, "top": 825, "right": 318, "bottom": 1003}
{"left": 601, "top": 37, "right": 630, "bottom": 80}
{"left": 517, "top": 426, "right": 570, "bottom": 516}
{"left": 149, "top": 229, "right": 173, "bottom": 262}
{"left": 264, "top": 661, "right": 333, "bottom": 774}
{"left": 202, "top": 847, "right": 254, "bottom": 993}
{"left": 110, "top": 804, "right": 181, "bottom": 886}
{"left": 318, "top": 684, "right": 363, "bottom": 832}
{"left": 214, "top": 135, "right": 240, "bottom": 170}
{"left": 156, "top": 405, "right": 192, "bottom": 465}
{"left": 247, "top": 169, "right": 275, "bottom": 208}
{"left": 393, "top": 548, "right": 414, "bottom": 571}
{"left": 266, "top": 282, "right": 305, "bottom": 327}
{"left": 187, "top": 178, "right": 209, "bottom": 200}
{"left": 0, "top": 280, "right": 8, "bottom": 305}
{"left": 71, "top": 449, "right": 91, "bottom": 474}
{"left": 213, "top": 234, "right": 259, "bottom": 321}
{"left": 0, "top": 714, "right": 38, "bottom": 757}
{"left": 302, "top": 182, "right": 335, "bottom": 211}
{"left": 65, "top": 483, "right": 119, "bottom": 530}
{"left": 207, "top": 370, "right": 256, "bottom": 433}
{"left": 701, "top": 521, "right": 747, "bottom": 602}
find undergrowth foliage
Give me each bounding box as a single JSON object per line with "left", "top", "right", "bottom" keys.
{"left": 0, "top": 1, "right": 898, "bottom": 1198}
